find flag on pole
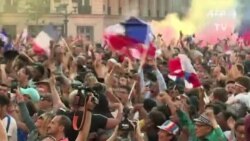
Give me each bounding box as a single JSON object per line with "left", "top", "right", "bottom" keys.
{"left": 168, "top": 54, "right": 201, "bottom": 88}
{"left": 104, "top": 17, "right": 156, "bottom": 59}
{"left": 33, "top": 24, "right": 60, "bottom": 55}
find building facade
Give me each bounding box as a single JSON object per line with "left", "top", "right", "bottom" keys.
{"left": 0, "top": 0, "right": 189, "bottom": 42}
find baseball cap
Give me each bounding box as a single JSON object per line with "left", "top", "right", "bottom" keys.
{"left": 20, "top": 87, "right": 40, "bottom": 102}
{"left": 157, "top": 120, "right": 180, "bottom": 135}
{"left": 194, "top": 114, "right": 212, "bottom": 126}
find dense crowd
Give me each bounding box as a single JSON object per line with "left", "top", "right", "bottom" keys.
{"left": 0, "top": 29, "right": 250, "bottom": 141}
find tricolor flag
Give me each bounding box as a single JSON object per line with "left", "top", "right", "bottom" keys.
{"left": 33, "top": 25, "right": 60, "bottom": 55}
{"left": 168, "top": 54, "right": 201, "bottom": 88}
{"left": 104, "top": 17, "right": 156, "bottom": 59}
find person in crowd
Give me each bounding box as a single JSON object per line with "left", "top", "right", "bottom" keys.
{"left": 0, "top": 94, "right": 18, "bottom": 141}
{"left": 157, "top": 120, "right": 180, "bottom": 141}
{"left": 42, "top": 115, "right": 71, "bottom": 141}
{"left": 16, "top": 92, "right": 54, "bottom": 141}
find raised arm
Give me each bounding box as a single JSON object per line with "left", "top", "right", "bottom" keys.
{"left": 76, "top": 94, "right": 96, "bottom": 141}
{"left": 49, "top": 74, "right": 66, "bottom": 110}
{"left": 16, "top": 93, "right": 36, "bottom": 131}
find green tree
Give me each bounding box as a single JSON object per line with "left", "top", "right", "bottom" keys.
{"left": 26, "top": 0, "right": 50, "bottom": 24}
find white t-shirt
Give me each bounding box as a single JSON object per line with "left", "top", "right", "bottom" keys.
{"left": 234, "top": 92, "right": 250, "bottom": 109}
{"left": 2, "top": 115, "right": 17, "bottom": 141}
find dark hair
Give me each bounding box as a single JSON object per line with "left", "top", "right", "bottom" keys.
{"left": 148, "top": 110, "right": 166, "bottom": 127}
{"left": 234, "top": 118, "right": 244, "bottom": 130}
{"left": 143, "top": 98, "right": 157, "bottom": 112}
{"left": 33, "top": 63, "right": 45, "bottom": 76}
{"left": 156, "top": 105, "right": 171, "bottom": 120}
{"left": 20, "top": 66, "right": 32, "bottom": 80}
{"left": 58, "top": 115, "right": 72, "bottom": 135}
{"left": 236, "top": 64, "right": 244, "bottom": 74}
{"left": 205, "top": 103, "right": 224, "bottom": 115}
{"left": 221, "top": 111, "right": 238, "bottom": 121}
{"left": 119, "top": 85, "right": 131, "bottom": 94}
{"left": 0, "top": 95, "right": 10, "bottom": 106}
{"left": 226, "top": 80, "right": 235, "bottom": 84}
{"left": 220, "top": 66, "right": 226, "bottom": 75}
{"left": 213, "top": 87, "right": 228, "bottom": 102}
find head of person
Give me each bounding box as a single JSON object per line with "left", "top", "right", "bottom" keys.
{"left": 234, "top": 76, "right": 250, "bottom": 94}
{"left": 212, "top": 65, "right": 226, "bottom": 77}
{"left": 30, "top": 63, "right": 45, "bottom": 81}
{"left": 0, "top": 95, "right": 10, "bottom": 119}
{"left": 54, "top": 45, "right": 65, "bottom": 62}
{"left": 38, "top": 94, "right": 53, "bottom": 110}
{"left": 235, "top": 118, "right": 246, "bottom": 141}
{"left": 35, "top": 112, "right": 54, "bottom": 135}
{"left": 17, "top": 66, "right": 32, "bottom": 83}
{"left": 20, "top": 87, "right": 40, "bottom": 103}
{"left": 225, "top": 81, "right": 235, "bottom": 95}
{"left": 211, "top": 87, "right": 228, "bottom": 103}
{"left": 114, "top": 86, "right": 130, "bottom": 105}
{"left": 143, "top": 110, "right": 166, "bottom": 132}
{"left": 157, "top": 120, "right": 180, "bottom": 141}
{"left": 84, "top": 72, "right": 98, "bottom": 87}
{"left": 47, "top": 115, "right": 72, "bottom": 137}
{"left": 0, "top": 83, "right": 9, "bottom": 97}
{"left": 118, "top": 75, "right": 128, "bottom": 87}
{"left": 35, "top": 80, "right": 51, "bottom": 93}
{"left": 194, "top": 113, "right": 213, "bottom": 138}
{"left": 143, "top": 98, "right": 157, "bottom": 113}
{"left": 216, "top": 111, "right": 237, "bottom": 131}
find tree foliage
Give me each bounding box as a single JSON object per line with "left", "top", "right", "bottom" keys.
{"left": 25, "top": 0, "right": 50, "bottom": 23}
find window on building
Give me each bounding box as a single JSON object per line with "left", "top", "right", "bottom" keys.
{"left": 148, "top": 10, "right": 151, "bottom": 17}
{"left": 78, "top": 0, "right": 91, "bottom": 14}
{"left": 157, "top": 10, "right": 160, "bottom": 18}
{"left": 157, "top": 0, "right": 161, "bottom": 17}
{"left": 2, "top": 25, "right": 16, "bottom": 39}
{"left": 77, "top": 26, "right": 94, "bottom": 41}
{"left": 107, "top": 0, "right": 111, "bottom": 15}
{"left": 3, "top": 0, "right": 17, "bottom": 13}
{"left": 148, "top": 0, "right": 151, "bottom": 17}
{"left": 118, "top": 0, "right": 122, "bottom": 15}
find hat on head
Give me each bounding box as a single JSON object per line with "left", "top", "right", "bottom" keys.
{"left": 35, "top": 79, "right": 50, "bottom": 85}
{"left": 157, "top": 120, "right": 180, "bottom": 135}
{"left": 20, "top": 87, "right": 40, "bottom": 102}
{"left": 194, "top": 113, "right": 212, "bottom": 126}
{"left": 235, "top": 76, "right": 250, "bottom": 91}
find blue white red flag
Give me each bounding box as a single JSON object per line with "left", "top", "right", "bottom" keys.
{"left": 104, "top": 17, "right": 156, "bottom": 59}
{"left": 168, "top": 54, "right": 201, "bottom": 88}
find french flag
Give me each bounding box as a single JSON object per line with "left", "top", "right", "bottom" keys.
{"left": 168, "top": 54, "right": 201, "bottom": 88}
{"left": 33, "top": 25, "right": 60, "bottom": 55}
{"left": 104, "top": 17, "right": 156, "bottom": 59}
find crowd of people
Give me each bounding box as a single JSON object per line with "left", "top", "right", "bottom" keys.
{"left": 0, "top": 28, "right": 250, "bottom": 141}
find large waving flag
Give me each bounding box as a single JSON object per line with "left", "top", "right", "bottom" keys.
{"left": 33, "top": 25, "right": 60, "bottom": 55}
{"left": 168, "top": 54, "right": 201, "bottom": 88}
{"left": 104, "top": 17, "right": 156, "bottom": 59}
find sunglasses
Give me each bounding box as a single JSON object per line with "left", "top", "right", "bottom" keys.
{"left": 40, "top": 96, "right": 51, "bottom": 101}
